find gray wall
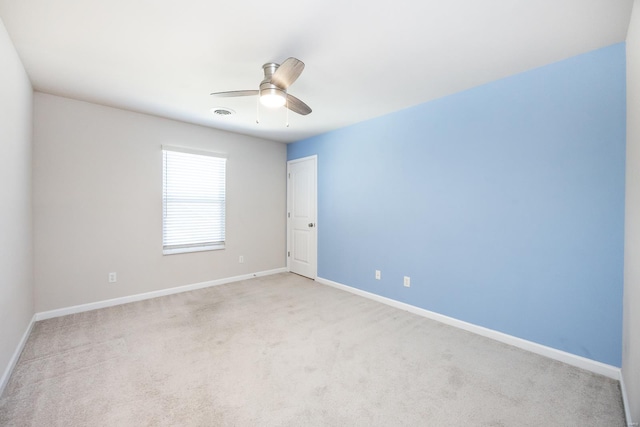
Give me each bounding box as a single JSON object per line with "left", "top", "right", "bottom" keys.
{"left": 33, "top": 93, "right": 286, "bottom": 312}
{"left": 0, "top": 18, "right": 34, "bottom": 389}
{"left": 624, "top": 0, "right": 640, "bottom": 423}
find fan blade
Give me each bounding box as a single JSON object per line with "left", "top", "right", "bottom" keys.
{"left": 286, "top": 94, "right": 312, "bottom": 115}
{"left": 271, "top": 58, "right": 305, "bottom": 89}
{"left": 210, "top": 90, "right": 258, "bottom": 97}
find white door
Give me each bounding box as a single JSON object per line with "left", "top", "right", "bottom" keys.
{"left": 287, "top": 155, "right": 317, "bottom": 279}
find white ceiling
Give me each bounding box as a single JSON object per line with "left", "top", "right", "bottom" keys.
{"left": 0, "top": 0, "right": 634, "bottom": 143}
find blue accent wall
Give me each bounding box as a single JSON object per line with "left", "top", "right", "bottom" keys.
{"left": 288, "top": 43, "right": 626, "bottom": 367}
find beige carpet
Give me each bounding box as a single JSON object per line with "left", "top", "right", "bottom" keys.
{"left": 0, "top": 273, "right": 626, "bottom": 426}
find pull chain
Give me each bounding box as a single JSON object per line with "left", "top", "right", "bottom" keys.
{"left": 255, "top": 95, "right": 291, "bottom": 128}
{"left": 256, "top": 96, "right": 260, "bottom": 124}
{"left": 286, "top": 96, "right": 290, "bottom": 128}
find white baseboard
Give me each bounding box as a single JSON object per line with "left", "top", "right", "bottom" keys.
{"left": 621, "top": 374, "right": 637, "bottom": 427}
{"left": 35, "top": 267, "right": 287, "bottom": 321}
{"left": 316, "top": 276, "right": 621, "bottom": 380}
{"left": 0, "top": 314, "right": 36, "bottom": 397}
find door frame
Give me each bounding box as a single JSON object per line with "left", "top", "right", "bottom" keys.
{"left": 286, "top": 155, "right": 318, "bottom": 279}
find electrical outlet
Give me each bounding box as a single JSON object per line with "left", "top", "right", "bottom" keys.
{"left": 375, "top": 270, "right": 381, "bottom": 280}
{"left": 403, "top": 276, "right": 410, "bottom": 287}
{"left": 108, "top": 272, "right": 117, "bottom": 283}
{"left": 239, "top": 255, "right": 244, "bottom": 264}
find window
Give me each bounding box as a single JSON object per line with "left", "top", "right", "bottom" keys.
{"left": 162, "top": 146, "right": 226, "bottom": 255}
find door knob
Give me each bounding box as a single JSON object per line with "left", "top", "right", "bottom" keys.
{"left": 308, "top": 223, "right": 315, "bottom": 228}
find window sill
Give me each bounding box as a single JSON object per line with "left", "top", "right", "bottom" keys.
{"left": 163, "top": 244, "right": 225, "bottom": 255}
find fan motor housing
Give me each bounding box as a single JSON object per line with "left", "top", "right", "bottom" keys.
{"left": 261, "top": 62, "right": 279, "bottom": 82}
{"left": 260, "top": 63, "right": 286, "bottom": 106}
{"left": 260, "top": 63, "right": 286, "bottom": 93}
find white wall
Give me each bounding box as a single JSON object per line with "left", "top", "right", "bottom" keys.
{"left": 0, "top": 18, "right": 34, "bottom": 390}
{"left": 33, "top": 93, "right": 286, "bottom": 312}
{"left": 624, "top": 0, "right": 640, "bottom": 424}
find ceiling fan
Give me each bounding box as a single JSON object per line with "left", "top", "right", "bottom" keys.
{"left": 210, "top": 57, "right": 312, "bottom": 115}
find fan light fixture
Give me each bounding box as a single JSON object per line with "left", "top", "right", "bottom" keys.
{"left": 210, "top": 58, "right": 312, "bottom": 116}
{"left": 260, "top": 88, "right": 286, "bottom": 108}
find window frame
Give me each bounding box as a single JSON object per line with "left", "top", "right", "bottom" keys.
{"left": 162, "top": 145, "right": 227, "bottom": 255}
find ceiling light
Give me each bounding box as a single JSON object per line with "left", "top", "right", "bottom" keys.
{"left": 260, "top": 87, "right": 286, "bottom": 108}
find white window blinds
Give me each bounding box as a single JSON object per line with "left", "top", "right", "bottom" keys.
{"left": 162, "top": 146, "right": 226, "bottom": 255}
